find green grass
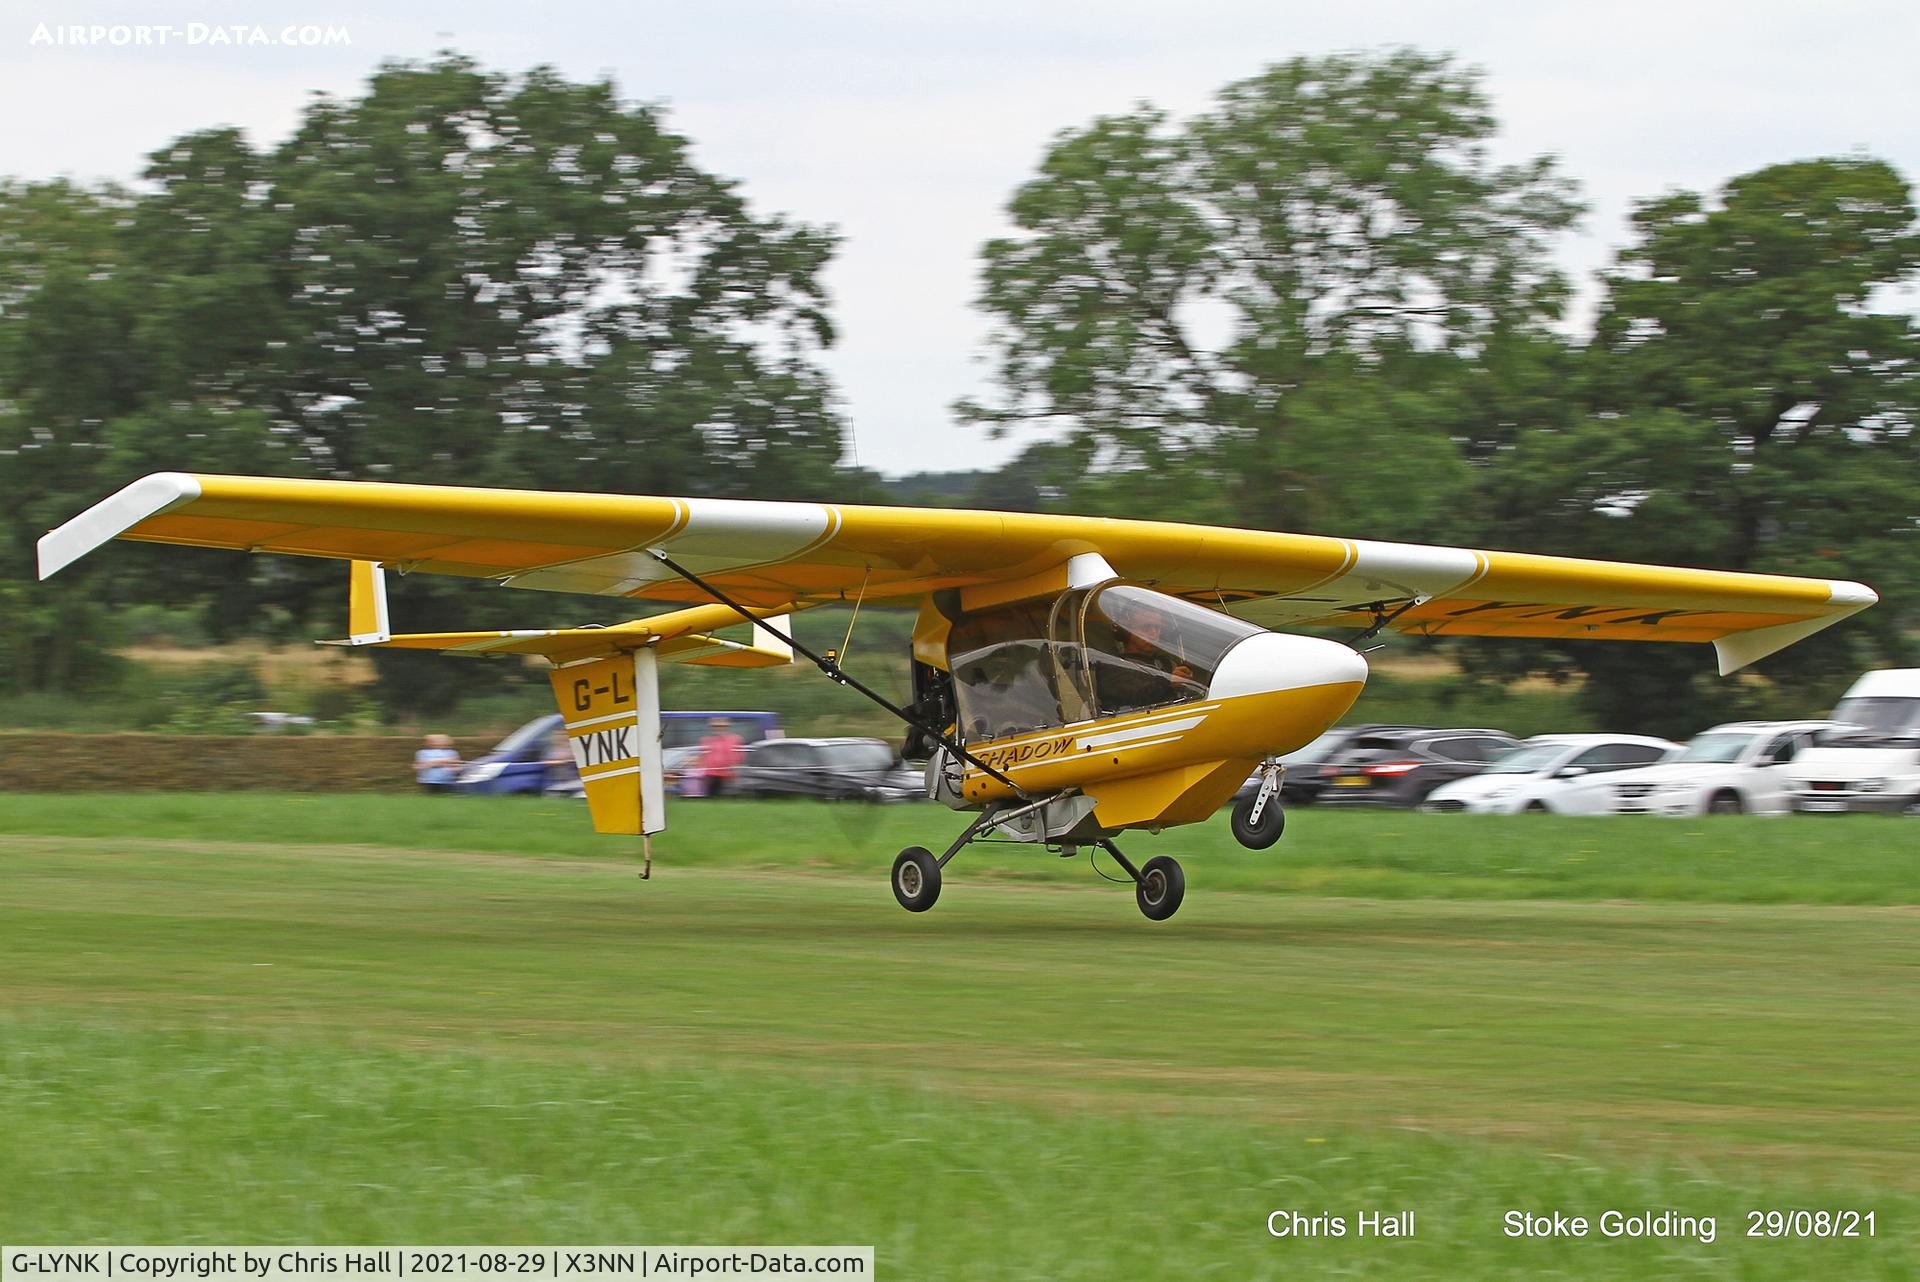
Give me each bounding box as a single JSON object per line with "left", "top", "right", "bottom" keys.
{"left": 2, "top": 795, "right": 1918, "bottom": 1276}
{"left": 5, "top": 1021, "right": 1914, "bottom": 1278}
{"left": 0, "top": 793, "right": 1914, "bottom": 903}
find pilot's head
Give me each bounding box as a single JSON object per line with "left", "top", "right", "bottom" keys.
{"left": 1108, "top": 597, "right": 1168, "bottom": 649}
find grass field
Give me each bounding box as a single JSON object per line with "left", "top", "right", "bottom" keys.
{"left": 3, "top": 795, "right": 1917, "bottom": 1278}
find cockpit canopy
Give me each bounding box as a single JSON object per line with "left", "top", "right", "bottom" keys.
{"left": 947, "top": 583, "right": 1265, "bottom": 741}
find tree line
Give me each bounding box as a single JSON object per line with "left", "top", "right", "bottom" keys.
{"left": 3, "top": 50, "right": 1914, "bottom": 733}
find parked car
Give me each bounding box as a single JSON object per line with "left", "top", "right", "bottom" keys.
{"left": 1604, "top": 721, "right": 1845, "bottom": 816}
{"left": 1784, "top": 668, "right": 1920, "bottom": 815}
{"left": 1826, "top": 667, "right": 1920, "bottom": 740}
{"left": 246, "top": 711, "right": 317, "bottom": 732}
{"left": 459, "top": 713, "right": 568, "bottom": 795}
{"left": 1787, "top": 733, "right": 1920, "bottom": 815}
{"left": 730, "top": 737, "right": 924, "bottom": 802}
{"left": 1313, "top": 727, "right": 1522, "bottom": 808}
{"left": 1233, "top": 724, "right": 1421, "bottom": 808}
{"left": 1421, "top": 734, "right": 1680, "bottom": 814}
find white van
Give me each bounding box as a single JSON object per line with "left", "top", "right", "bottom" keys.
{"left": 1785, "top": 669, "right": 1920, "bottom": 815}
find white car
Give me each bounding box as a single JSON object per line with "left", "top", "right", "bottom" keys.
{"left": 1421, "top": 734, "right": 1680, "bottom": 814}
{"left": 1781, "top": 667, "right": 1920, "bottom": 817}
{"left": 1604, "top": 721, "right": 1846, "bottom": 816}
{"left": 1787, "top": 737, "right": 1920, "bottom": 815}
{"left": 1785, "top": 668, "right": 1920, "bottom": 815}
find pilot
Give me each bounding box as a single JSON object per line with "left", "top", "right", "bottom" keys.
{"left": 1098, "top": 597, "right": 1202, "bottom": 710}
{"left": 1113, "top": 604, "right": 1195, "bottom": 682}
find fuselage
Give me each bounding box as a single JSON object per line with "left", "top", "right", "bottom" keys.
{"left": 942, "top": 592, "right": 1368, "bottom": 831}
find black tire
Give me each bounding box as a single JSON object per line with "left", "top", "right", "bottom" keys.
{"left": 1230, "top": 791, "right": 1286, "bottom": 849}
{"left": 1707, "top": 790, "right": 1744, "bottom": 816}
{"left": 1135, "top": 855, "right": 1186, "bottom": 921}
{"left": 891, "top": 846, "right": 941, "bottom": 912}
{"left": 1525, "top": 800, "right": 1551, "bottom": 814}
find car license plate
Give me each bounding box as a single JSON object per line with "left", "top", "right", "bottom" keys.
{"left": 1335, "top": 775, "right": 1368, "bottom": 788}
{"left": 1798, "top": 798, "right": 1846, "bottom": 813}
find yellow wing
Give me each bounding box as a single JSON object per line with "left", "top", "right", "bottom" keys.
{"left": 39, "top": 471, "right": 1876, "bottom": 673}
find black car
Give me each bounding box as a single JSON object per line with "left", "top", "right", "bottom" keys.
{"left": 1313, "top": 727, "right": 1522, "bottom": 808}
{"left": 730, "top": 737, "right": 924, "bottom": 802}
{"left": 1234, "top": 724, "right": 1422, "bottom": 807}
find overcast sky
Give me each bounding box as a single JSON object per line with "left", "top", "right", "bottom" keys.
{"left": 7, "top": 1, "right": 1918, "bottom": 476}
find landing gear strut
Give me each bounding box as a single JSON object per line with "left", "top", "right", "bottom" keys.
{"left": 890, "top": 814, "right": 1186, "bottom": 922}
{"left": 1101, "top": 842, "right": 1185, "bottom": 921}
{"left": 1231, "top": 759, "right": 1286, "bottom": 850}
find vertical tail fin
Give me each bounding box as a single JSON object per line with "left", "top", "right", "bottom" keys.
{"left": 548, "top": 650, "right": 665, "bottom": 836}
{"left": 348, "top": 561, "right": 391, "bottom": 644}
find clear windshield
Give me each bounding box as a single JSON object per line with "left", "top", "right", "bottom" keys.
{"left": 1676, "top": 733, "right": 1755, "bottom": 764}
{"left": 1832, "top": 697, "right": 1920, "bottom": 735}
{"left": 1483, "top": 743, "right": 1568, "bottom": 775}
{"left": 948, "top": 585, "right": 1266, "bottom": 740}
{"left": 949, "top": 640, "right": 1067, "bottom": 739}
{"left": 1081, "top": 584, "right": 1263, "bottom": 718}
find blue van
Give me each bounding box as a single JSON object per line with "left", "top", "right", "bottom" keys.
{"left": 458, "top": 710, "right": 784, "bottom": 795}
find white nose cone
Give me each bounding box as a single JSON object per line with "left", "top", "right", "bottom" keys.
{"left": 1207, "top": 633, "right": 1368, "bottom": 700}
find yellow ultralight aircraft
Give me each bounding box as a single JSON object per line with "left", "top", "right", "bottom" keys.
{"left": 40, "top": 473, "right": 1877, "bottom": 921}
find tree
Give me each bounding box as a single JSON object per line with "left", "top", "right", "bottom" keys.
{"left": 0, "top": 180, "right": 149, "bottom": 694}
{"left": 1470, "top": 158, "right": 1920, "bottom": 732}
{"left": 960, "top": 49, "right": 1583, "bottom": 540}
{"left": 1, "top": 55, "right": 847, "bottom": 712}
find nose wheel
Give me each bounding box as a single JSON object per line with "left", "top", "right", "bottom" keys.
{"left": 1231, "top": 761, "right": 1286, "bottom": 849}
{"left": 1231, "top": 792, "right": 1285, "bottom": 848}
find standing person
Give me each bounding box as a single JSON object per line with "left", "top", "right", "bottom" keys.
{"left": 697, "top": 717, "right": 745, "bottom": 797}
{"left": 413, "top": 734, "right": 463, "bottom": 794}
{"left": 541, "top": 728, "right": 576, "bottom": 790}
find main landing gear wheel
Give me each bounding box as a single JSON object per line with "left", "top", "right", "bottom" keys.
{"left": 1230, "top": 792, "right": 1285, "bottom": 849}
{"left": 1135, "top": 855, "right": 1186, "bottom": 921}
{"left": 892, "top": 846, "right": 942, "bottom": 912}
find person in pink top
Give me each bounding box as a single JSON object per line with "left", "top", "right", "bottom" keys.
{"left": 697, "top": 717, "right": 745, "bottom": 796}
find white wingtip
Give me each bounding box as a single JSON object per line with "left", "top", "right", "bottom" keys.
{"left": 1713, "top": 581, "right": 1879, "bottom": 675}
{"left": 37, "top": 472, "right": 201, "bottom": 579}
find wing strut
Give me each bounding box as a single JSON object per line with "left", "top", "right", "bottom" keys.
{"left": 643, "top": 547, "right": 1031, "bottom": 800}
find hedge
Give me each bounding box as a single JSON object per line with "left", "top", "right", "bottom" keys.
{"left": 0, "top": 733, "right": 502, "bottom": 792}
